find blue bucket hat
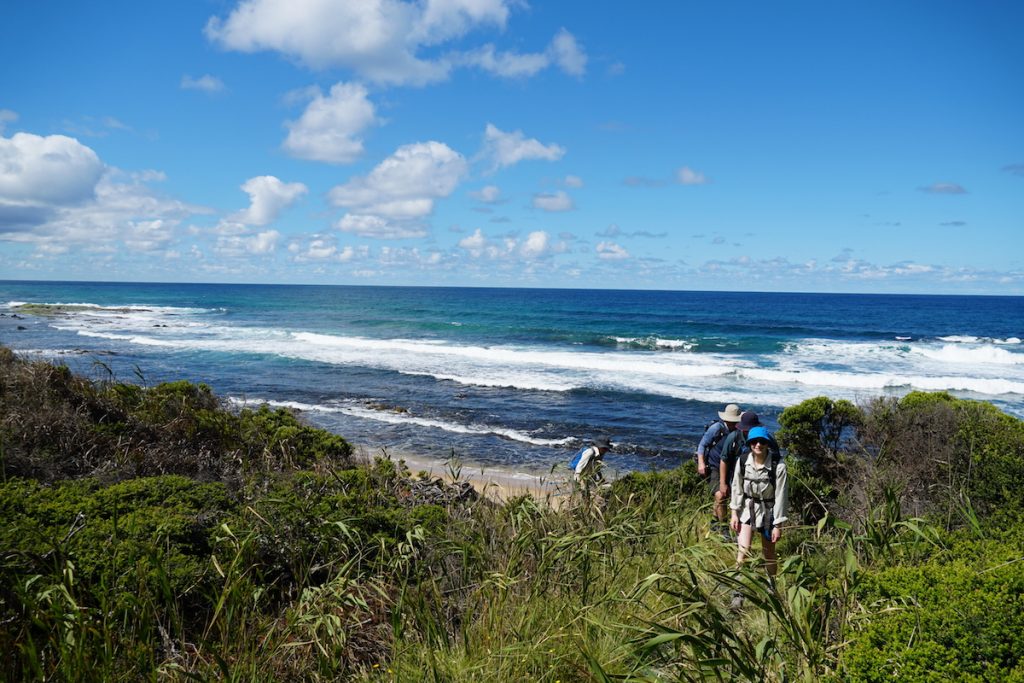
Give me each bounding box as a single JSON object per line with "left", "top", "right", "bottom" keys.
{"left": 746, "top": 426, "right": 771, "bottom": 444}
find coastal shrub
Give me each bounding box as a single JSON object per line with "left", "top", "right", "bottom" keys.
{"left": 777, "top": 396, "right": 862, "bottom": 476}
{"left": 0, "top": 347, "right": 354, "bottom": 483}
{"left": 858, "top": 392, "right": 1024, "bottom": 527}
{"left": 839, "top": 552, "right": 1024, "bottom": 681}
{"left": 0, "top": 475, "right": 235, "bottom": 680}
{"left": 236, "top": 404, "right": 353, "bottom": 470}
{"left": 0, "top": 475, "right": 233, "bottom": 603}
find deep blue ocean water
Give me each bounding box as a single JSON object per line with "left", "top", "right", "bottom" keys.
{"left": 2, "top": 280, "right": 1022, "bottom": 478}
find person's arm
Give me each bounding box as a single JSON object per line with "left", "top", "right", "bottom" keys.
{"left": 695, "top": 424, "right": 719, "bottom": 476}
{"left": 771, "top": 461, "right": 789, "bottom": 541}
{"left": 729, "top": 456, "right": 744, "bottom": 531}
{"left": 718, "top": 432, "right": 737, "bottom": 494}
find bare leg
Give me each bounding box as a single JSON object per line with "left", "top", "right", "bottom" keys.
{"left": 713, "top": 490, "right": 727, "bottom": 522}
{"left": 736, "top": 523, "right": 753, "bottom": 566}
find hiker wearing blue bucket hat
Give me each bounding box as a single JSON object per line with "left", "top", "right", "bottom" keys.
{"left": 729, "top": 425, "right": 789, "bottom": 597}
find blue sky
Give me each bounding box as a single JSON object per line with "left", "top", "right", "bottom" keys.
{"left": 1, "top": 1, "right": 1022, "bottom": 294}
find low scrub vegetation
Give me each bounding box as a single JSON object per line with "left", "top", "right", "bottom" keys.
{"left": 2, "top": 346, "right": 1023, "bottom": 681}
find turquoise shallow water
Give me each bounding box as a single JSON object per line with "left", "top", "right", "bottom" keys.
{"left": 2, "top": 280, "right": 1022, "bottom": 476}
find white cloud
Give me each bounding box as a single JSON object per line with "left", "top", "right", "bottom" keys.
{"left": 292, "top": 238, "right": 369, "bottom": 263}
{"left": 470, "top": 185, "right": 501, "bottom": 203}
{"left": 481, "top": 123, "right": 565, "bottom": 172}
{"left": 519, "top": 230, "right": 549, "bottom": 258}
{"left": 532, "top": 190, "right": 574, "bottom": 212}
{"left": 282, "top": 82, "right": 378, "bottom": 164}
{"left": 0, "top": 109, "right": 17, "bottom": 134}
{"left": 549, "top": 28, "right": 586, "bottom": 77}
{"left": 337, "top": 213, "right": 427, "bottom": 239}
{"left": 215, "top": 229, "right": 281, "bottom": 256}
{"left": 0, "top": 132, "right": 104, "bottom": 209}
{"left": 206, "top": 0, "right": 509, "bottom": 85}
{"left": 463, "top": 28, "right": 587, "bottom": 79}
{"left": 181, "top": 74, "right": 225, "bottom": 93}
{"left": 564, "top": 175, "right": 583, "bottom": 188}
{"left": 458, "top": 228, "right": 487, "bottom": 254}
{"left": 596, "top": 241, "right": 629, "bottom": 260}
{"left": 1, "top": 160, "right": 203, "bottom": 258}
{"left": 461, "top": 45, "right": 550, "bottom": 78}
{"left": 412, "top": 0, "right": 511, "bottom": 45}
{"left": 676, "top": 166, "right": 708, "bottom": 185}
{"left": 329, "top": 141, "right": 466, "bottom": 238}
{"left": 457, "top": 227, "right": 559, "bottom": 261}
{"left": 230, "top": 175, "right": 307, "bottom": 226}
{"left": 206, "top": 1, "right": 582, "bottom": 85}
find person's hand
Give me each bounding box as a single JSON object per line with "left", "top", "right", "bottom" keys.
{"left": 771, "top": 526, "right": 781, "bottom": 543}
{"left": 719, "top": 483, "right": 728, "bottom": 496}
{"left": 730, "top": 515, "right": 740, "bottom": 533}
{"left": 697, "top": 461, "right": 706, "bottom": 477}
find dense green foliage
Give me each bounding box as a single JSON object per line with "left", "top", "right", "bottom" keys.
{"left": 2, "top": 346, "right": 1024, "bottom": 681}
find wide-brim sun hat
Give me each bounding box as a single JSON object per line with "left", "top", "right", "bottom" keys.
{"left": 746, "top": 426, "right": 771, "bottom": 444}
{"left": 737, "top": 411, "right": 761, "bottom": 431}
{"left": 592, "top": 436, "right": 614, "bottom": 450}
{"left": 718, "top": 404, "right": 743, "bottom": 422}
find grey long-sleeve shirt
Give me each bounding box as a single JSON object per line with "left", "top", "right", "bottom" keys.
{"left": 730, "top": 455, "right": 789, "bottom": 529}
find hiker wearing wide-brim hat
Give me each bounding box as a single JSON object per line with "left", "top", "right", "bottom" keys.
{"left": 571, "top": 435, "right": 614, "bottom": 485}
{"left": 729, "top": 425, "right": 789, "bottom": 608}
{"left": 696, "top": 404, "right": 743, "bottom": 540}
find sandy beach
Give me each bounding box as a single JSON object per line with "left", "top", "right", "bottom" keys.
{"left": 357, "top": 447, "right": 574, "bottom": 509}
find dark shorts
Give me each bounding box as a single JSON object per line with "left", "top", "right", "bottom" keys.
{"left": 706, "top": 465, "right": 722, "bottom": 494}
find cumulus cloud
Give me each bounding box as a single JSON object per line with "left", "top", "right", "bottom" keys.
{"left": 596, "top": 241, "right": 629, "bottom": 260}
{"left": 0, "top": 133, "right": 104, "bottom": 210}
{"left": 215, "top": 229, "right": 280, "bottom": 257}
{"left": 519, "top": 230, "right": 550, "bottom": 258}
{"left": 228, "top": 176, "right": 307, "bottom": 227}
{"left": 1001, "top": 163, "right": 1024, "bottom": 176}
{"left": 329, "top": 141, "right": 467, "bottom": 239}
{"left": 470, "top": 185, "right": 502, "bottom": 203}
{"left": 180, "top": 74, "right": 225, "bottom": 93}
{"left": 282, "top": 82, "right": 378, "bottom": 164}
{"left": 919, "top": 182, "right": 967, "bottom": 194}
{"left": 676, "top": 166, "right": 708, "bottom": 185}
{"left": 291, "top": 235, "right": 369, "bottom": 262}
{"left": 206, "top": 0, "right": 519, "bottom": 86}
{"left": 564, "top": 175, "right": 583, "bottom": 188}
{"left": 532, "top": 190, "right": 574, "bottom": 212}
{"left": 481, "top": 123, "right": 565, "bottom": 172}
{"left": 457, "top": 227, "right": 560, "bottom": 260}
{"left": 549, "top": 28, "right": 586, "bottom": 76}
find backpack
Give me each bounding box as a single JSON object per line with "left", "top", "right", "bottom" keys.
{"left": 568, "top": 445, "right": 590, "bottom": 470}
{"left": 703, "top": 420, "right": 729, "bottom": 452}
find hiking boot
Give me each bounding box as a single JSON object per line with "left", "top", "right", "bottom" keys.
{"left": 729, "top": 592, "right": 744, "bottom": 611}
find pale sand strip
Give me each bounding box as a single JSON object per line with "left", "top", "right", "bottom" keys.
{"left": 354, "top": 446, "right": 573, "bottom": 509}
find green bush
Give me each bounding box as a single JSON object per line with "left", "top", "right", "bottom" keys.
{"left": 840, "top": 546, "right": 1024, "bottom": 681}
{"left": 777, "top": 396, "right": 862, "bottom": 475}
{"left": 0, "top": 475, "right": 234, "bottom": 603}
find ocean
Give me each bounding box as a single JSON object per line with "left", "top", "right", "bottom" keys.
{"left": 2, "top": 280, "right": 1022, "bottom": 479}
